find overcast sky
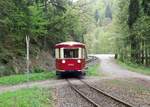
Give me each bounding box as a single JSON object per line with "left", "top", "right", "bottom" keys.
{"left": 72, "top": 0, "right": 79, "bottom": 2}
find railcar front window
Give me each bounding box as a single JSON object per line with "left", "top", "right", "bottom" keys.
{"left": 64, "top": 49, "right": 78, "bottom": 58}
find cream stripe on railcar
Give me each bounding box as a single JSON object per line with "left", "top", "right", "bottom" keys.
{"left": 60, "top": 48, "right": 64, "bottom": 59}
{"left": 79, "top": 48, "right": 82, "bottom": 59}
{"left": 55, "top": 48, "right": 59, "bottom": 59}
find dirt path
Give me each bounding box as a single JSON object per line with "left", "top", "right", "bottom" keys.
{"left": 0, "top": 79, "right": 67, "bottom": 94}
{"left": 94, "top": 54, "right": 150, "bottom": 80}
{"left": 0, "top": 77, "right": 102, "bottom": 94}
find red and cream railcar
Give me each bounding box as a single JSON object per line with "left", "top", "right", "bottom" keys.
{"left": 55, "top": 41, "right": 86, "bottom": 76}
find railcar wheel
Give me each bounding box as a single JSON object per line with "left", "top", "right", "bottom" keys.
{"left": 83, "top": 72, "right": 86, "bottom": 76}
{"left": 57, "top": 74, "right": 64, "bottom": 79}
{"left": 78, "top": 75, "right": 84, "bottom": 79}
{"left": 56, "top": 71, "right": 62, "bottom": 79}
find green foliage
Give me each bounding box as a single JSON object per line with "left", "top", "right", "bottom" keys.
{"left": 128, "top": 0, "right": 139, "bottom": 28}
{"left": 0, "top": 0, "right": 31, "bottom": 67}
{"left": 0, "top": 72, "right": 55, "bottom": 85}
{"left": 114, "top": 0, "right": 150, "bottom": 66}
{"left": 133, "top": 16, "right": 150, "bottom": 40}
{"left": 95, "top": 9, "right": 100, "bottom": 23}
{"left": 32, "top": 67, "right": 46, "bottom": 73}
{"left": 0, "top": 0, "right": 93, "bottom": 76}
{"left": 0, "top": 66, "right": 15, "bottom": 77}
{"left": 142, "top": 0, "right": 150, "bottom": 16}
{"left": 117, "top": 61, "right": 150, "bottom": 75}
{"left": 0, "top": 88, "right": 53, "bottom": 107}
{"left": 85, "top": 25, "right": 116, "bottom": 54}
{"left": 105, "top": 5, "right": 112, "bottom": 19}
{"left": 29, "top": 5, "right": 48, "bottom": 37}
{"left": 86, "top": 64, "right": 100, "bottom": 76}
{"left": 84, "top": 0, "right": 116, "bottom": 54}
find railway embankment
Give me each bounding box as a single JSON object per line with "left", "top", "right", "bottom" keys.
{"left": 0, "top": 54, "right": 150, "bottom": 107}
{"left": 54, "top": 55, "right": 150, "bottom": 107}
{"left": 54, "top": 78, "right": 150, "bottom": 107}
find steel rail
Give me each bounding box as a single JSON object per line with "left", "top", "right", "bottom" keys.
{"left": 80, "top": 79, "right": 135, "bottom": 107}
{"left": 66, "top": 79, "right": 101, "bottom": 107}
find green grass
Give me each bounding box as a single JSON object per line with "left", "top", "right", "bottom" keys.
{"left": 86, "top": 64, "right": 100, "bottom": 76}
{"left": 117, "top": 61, "right": 150, "bottom": 75}
{"left": 0, "top": 87, "right": 53, "bottom": 107}
{"left": 0, "top": 72, "right": 56, "bottom": 85}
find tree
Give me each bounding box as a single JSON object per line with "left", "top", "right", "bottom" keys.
{"left": 0, "top": 0, "right": 94, "bottom": 76}
{"left": 114, "top": 0, "right": 150, "bottom": 66}
{"left": 105, "top": 5, "right": 112, "bottom": 19}
{"left": 128, "top": 0, "right": 139, "bottom": 28}
{"left": 95, "top": 9, "right": 100, "bottom": 24}
{"left": 142, "top": 0, "right": 150, "bottom": 16}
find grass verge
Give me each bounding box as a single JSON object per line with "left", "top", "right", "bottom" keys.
{"left": 86, "top": 64, "right": 100, "bottom": 76}
{"left": 0, "top": 87, "right": 53, "bottom": 107}
{"left": 117, "top": 61, "right": 150, "bottom": 75}
{"left": 0, "top": 72, "right": 56, "bottom": 85}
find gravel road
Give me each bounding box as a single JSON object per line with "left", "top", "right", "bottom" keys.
{"left": 94, "top": 54, "right": 150, "bottom": 80}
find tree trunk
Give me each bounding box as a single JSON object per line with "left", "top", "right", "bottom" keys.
{"left": 141, "top": 40, "right": 144, "bottom": 64}
{"left": 145, "top": 40, "right": 148, "bottom": 66}
{"left": 26, "top": 35, "right": 30, "bottom": 73}
{"left": 130, "top": 36, "right": 136, "bottom": 62}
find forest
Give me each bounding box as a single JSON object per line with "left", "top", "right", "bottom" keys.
{"left": 0, "top": 0, "right": 150, "bottom": 76}
{"left": 114, "top": 0, "right": 150, "bottom": 66}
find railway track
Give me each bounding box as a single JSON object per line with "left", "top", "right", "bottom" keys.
{"left": 66, "top": 79, "right": 135, "bottom": 107}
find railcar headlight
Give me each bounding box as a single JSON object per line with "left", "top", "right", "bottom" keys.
{"left": 62, "top": 60, "right": 66, "bottom": 63}
{"left": 77, "top": 59, "right": 81, "bottom": 63}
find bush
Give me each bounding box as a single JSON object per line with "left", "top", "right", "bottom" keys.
{"left": 0, "top": 66, "right": 15, "bottom": 77}
{"left": 32, "top": 68, "right": 45, "bottom": 73}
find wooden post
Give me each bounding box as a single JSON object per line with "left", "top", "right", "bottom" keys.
{"left": 26, "top": 35, "right": 30, "bottom": 74}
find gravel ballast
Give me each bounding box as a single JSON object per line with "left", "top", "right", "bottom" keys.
{"left": 86, "top": 78, "right": 150, "bottom": 107}
{"left": 54, "top": 85, "right": 94, "bottom": 107}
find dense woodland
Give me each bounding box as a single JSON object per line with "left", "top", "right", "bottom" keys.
{"left": 84, "top": 0, "right": 150, "bottom": 66}
{"left": 114, "top": 0, "right": 150, "bottom": 66}
{"left": 0, "top": 0, "right": 149, "bottom": 76}
{"left": 0, "top": 0, "right": 90, "bottom": 76}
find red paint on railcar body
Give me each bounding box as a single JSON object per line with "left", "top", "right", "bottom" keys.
{"left": 56, "top": 59, "right": 85, "bottom": 71}
{"left": 55, "top": 41, "right": 87, "bottom": 76}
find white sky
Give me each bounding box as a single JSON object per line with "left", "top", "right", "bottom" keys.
{"left": 72, "top": 0, "right": 79, "bottom": 2}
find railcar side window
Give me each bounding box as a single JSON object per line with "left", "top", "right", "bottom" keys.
{"left": 60, "top": 48, "right": 64, "bottom": 58}
{"left": 64, "top": 49, "right": 79, "bottom": 58}
{"left": 82, "top": 48, "right": 85, "bottom": 58}
{"left": 55, "top": 48, "right": 59, "bottom": 58}
{"left": 79, "top": 48, "right": 82, "bottom": 58}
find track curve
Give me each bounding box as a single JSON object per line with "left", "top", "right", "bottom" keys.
{"left": 66, "top": 79, "right": 136, "bottom": 107}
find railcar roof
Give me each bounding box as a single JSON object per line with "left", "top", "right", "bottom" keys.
{"left": 55, "top": 41, "right": 85, "bottom": 47}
